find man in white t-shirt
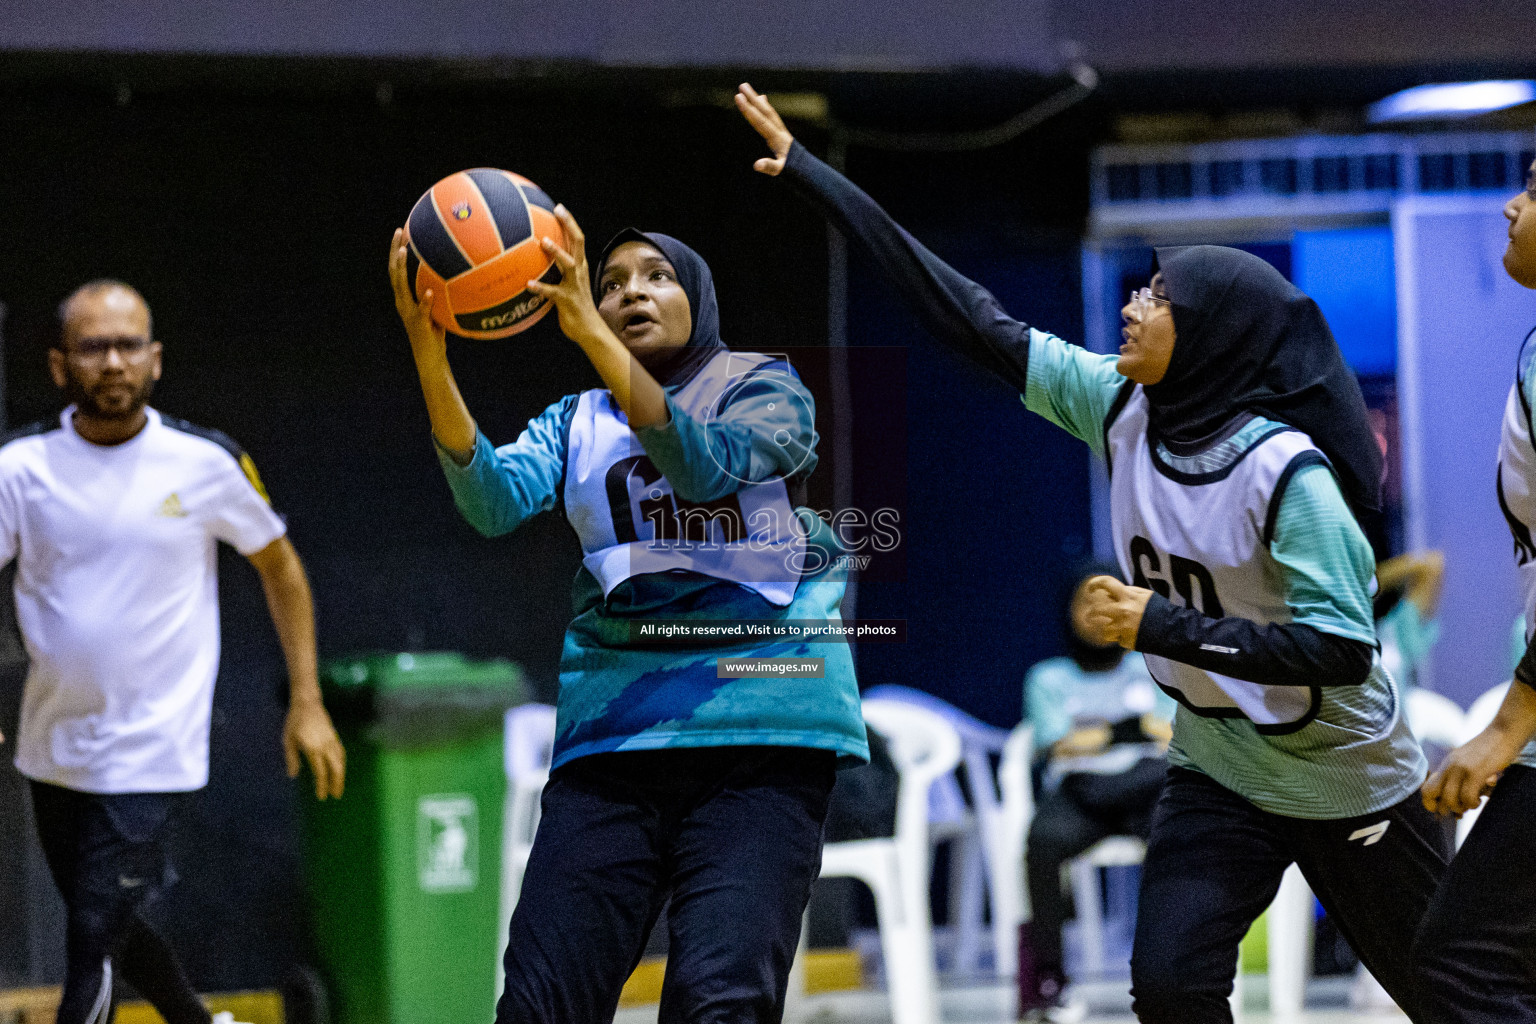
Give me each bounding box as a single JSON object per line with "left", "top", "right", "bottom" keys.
{"left": 0, "top": 280, "right": 345, "bottom": 1024}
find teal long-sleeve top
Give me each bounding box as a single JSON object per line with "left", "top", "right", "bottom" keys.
{"left": 435, "top": 362, "right": 868, "bottom": 770}
{"left": 440, "top": 361, "right": 818, "bottom": 535}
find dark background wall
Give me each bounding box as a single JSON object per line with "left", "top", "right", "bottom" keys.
{"left": 6, "top": 0, "right": 1536, "bottom": 74}
{"left": 0, "top": 68, "right": 1095, "bottom": 992}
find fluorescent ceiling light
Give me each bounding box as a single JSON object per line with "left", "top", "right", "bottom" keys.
{"left": 1368, "top": 81, "right": 1536, "bottom": 123}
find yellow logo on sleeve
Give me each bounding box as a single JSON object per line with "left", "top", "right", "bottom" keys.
{"left": 158, "top": 493, "right": 187, "bottom": 518}
{"left": 239, "top": 453, "right": 271, "bottom": 503}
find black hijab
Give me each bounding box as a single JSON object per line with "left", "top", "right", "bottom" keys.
{"left": 1060, "top": 558, "right": 1125, "bottom": 673}
{"left": 1146, "top": 245, "right": 1382, "bottom": 515}
{"left": 593, "top": 228, "right": 727, "bottom": 387}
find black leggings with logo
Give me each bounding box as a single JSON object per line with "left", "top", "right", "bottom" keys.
{"left": 1130, "top": 767, "right": 1449, "bottom": 1024}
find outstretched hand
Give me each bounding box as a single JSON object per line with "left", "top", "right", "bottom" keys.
{"left": 734, "top": 82, "right": 794, "bottom": 177}
{"left": 525, "top": 205, "right": 609, "bottom": 349}
{"left": 1081, "top": 575, "right": 1153, "bottom": 650}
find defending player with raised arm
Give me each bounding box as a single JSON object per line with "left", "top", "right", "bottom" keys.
{"left": 735, "top": 84, "right": 1446, "bottom": 1024}
{"left": 391, "top": 205, "right": 867, "bottom": 1024}
{"left": 1412, "top": 155, "right": 1536, "bottom": 1024}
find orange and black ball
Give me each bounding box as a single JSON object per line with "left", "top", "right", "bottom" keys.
{"left": 405, "top": 169, "right": 565, "bottom": 339}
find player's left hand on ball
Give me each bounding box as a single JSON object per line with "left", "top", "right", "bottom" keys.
{"left": 525, "top": 205, "right": 606, "bottom": 346}
{"left": 389, "top": 227, "right": 446, "bottom": 362}
{"left": 1081, "top": 575, "right": 1152, "bottom": 650}
{"left": 285, "top": 699, "right": 347, "bottom": 801}
{"left": 1422, "top": 726, "right": 1514, "bottom": 817}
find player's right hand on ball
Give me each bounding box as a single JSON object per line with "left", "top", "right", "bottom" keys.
{"left": 735, "top": 82, "right": 793, "bottom": 177}
{"left": 389, "top": 227, "right": 447, "bottom": 362}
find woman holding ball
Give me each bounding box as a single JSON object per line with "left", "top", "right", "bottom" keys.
{"left": 389, "top": 206, "right": 866, "bottom": 1024}
{"left": 732, "top": 84, "right": 1447, "bottom": 1023}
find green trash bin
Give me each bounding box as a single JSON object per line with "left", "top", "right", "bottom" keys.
{"left": 304, "top": 652, "right": 526, "bottom": 1024}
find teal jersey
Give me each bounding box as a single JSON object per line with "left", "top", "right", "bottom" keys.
{"left": 1024, "top": 329, "right": 1426, "bottom": 818}
{"left": 1025, "top": 652, "right": 1176, "bottom": 750}
{"left": 437, "top": 365, "right": 869, "bottom": 771}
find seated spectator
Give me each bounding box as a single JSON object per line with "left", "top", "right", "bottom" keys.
{"left": 1019, "top": 561, "right": 1174, "bottom": 1023}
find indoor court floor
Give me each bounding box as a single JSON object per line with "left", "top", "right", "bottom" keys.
{"left": 615, "top": 978, "right": 1411, "bottom": 1024}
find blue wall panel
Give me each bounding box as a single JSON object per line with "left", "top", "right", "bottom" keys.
{"left": 1397, "top": 200, "right": 1535, "bottom": 704}
{"left": 1295, "top": 226, "right": 1398, "bottom": 376}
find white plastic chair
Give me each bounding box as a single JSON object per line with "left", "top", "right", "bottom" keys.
{"left": 921, "top": 763, "right": 985, "bottom": 973}
{"left": 1261, "top": 863, "right": 1314, "bottom": 1018}
{"left": 1463, "top": 681, "right": 1511, "bottom": 742}
{"left": 1454, "top": 681, "right": 1512, "bottom": 847}
{"left": 1022, "top": 765, "right": 1222, "bottom": 997}
{"left": 1066, "top": 836, "right": 1146, "bottom": 977}
{"left": 1007, "top": 725, "right": 1151, "bottom": 982}
{"left": 995, "top": 723, "right": 1035, "bottom": 979}
{"left": 1006, "top": 726, "right": 1157, "bottom": 985}
{"left": 1406, "top": 688, "right": 1467, "bottom": 749}
{"left": 864, "top": 685, "right": 1014, "bottom": 976}
{"left": 817, "top": 698, "right": 962, "bottom": 1024}
{"left": 1462, "top": 681, "right": 1511, "bottom": 746}
{"left": 496, "top": 703, "right": 557, "bottom": 1000}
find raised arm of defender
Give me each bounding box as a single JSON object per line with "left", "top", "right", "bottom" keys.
{"left": 735, "top": 86, "right": 1376, "bottom": 694}
{"left": 735, "top": 83, "right": 1033, "bottom": 393}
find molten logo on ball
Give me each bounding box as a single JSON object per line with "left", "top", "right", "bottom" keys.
{"left": 481, "top": 294, "right": 545, "bottom": 330}
{"left": 451, "top": 202, "right": 471, "bottom": 220}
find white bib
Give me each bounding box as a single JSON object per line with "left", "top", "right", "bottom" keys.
{"left": 1498, "top": 327, "right": 1536, "bottom": 638}
{"left": 1108, "top": 388, "right": 1328, "bottom": 732}
{"left": 563, "top": 350, "right": 807, "bottom": 606}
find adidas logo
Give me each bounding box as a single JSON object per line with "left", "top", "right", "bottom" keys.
{"left": 158, "top": 493, "right": 187, "bottom": 518}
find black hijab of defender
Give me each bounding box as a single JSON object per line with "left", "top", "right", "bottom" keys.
{"left": 1144, "top": 245, "right": 1383, "bottom": 516}
{"left": 593, "top": 228, "right": 728, "bottom": 388}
